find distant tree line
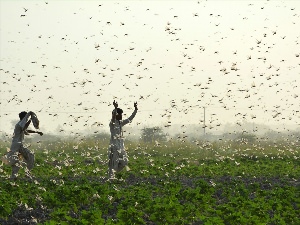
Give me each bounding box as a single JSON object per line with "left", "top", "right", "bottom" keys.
{"left": 141, "top": 127, "right": 168, "bottom": 143}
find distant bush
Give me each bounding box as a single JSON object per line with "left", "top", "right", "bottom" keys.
{"left": 235, "top": 133, "right": 257, "bottom": 144}
{"left": 141, "top": 127, "right": 168, "bottom": 143}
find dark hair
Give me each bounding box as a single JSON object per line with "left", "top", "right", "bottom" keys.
{"left": 112, "top": 108, "right": 123, "bottom": 115}
{"left": 19, "top": 111, "right": 27, "bottom": 120}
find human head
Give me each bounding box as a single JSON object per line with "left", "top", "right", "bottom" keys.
{"left": 113, "top": 108, "right": 123, "bottom": 120}
{"left": 19, "top": 111, "right": 27, "bottom": 120}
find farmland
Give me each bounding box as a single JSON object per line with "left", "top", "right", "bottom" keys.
{"left": 0, "top": 137, "right": 299, "bottom": 224}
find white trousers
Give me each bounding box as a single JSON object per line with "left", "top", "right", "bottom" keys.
{"left": 108, "top": 147, "right": 128, "bottom": 179}
{"left": 2, "top": 145, "right": 34, "bottom": 179}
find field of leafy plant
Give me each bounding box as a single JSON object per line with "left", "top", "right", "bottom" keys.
{"left": 0, "top": 138, "right": 299, "bottom": 224}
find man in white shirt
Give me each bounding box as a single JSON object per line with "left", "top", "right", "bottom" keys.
{"left": 3, "top": 111, "right": 43, "bottom": 180}
{"left": 108, "top": 100, "right": 138, "bottom": 179}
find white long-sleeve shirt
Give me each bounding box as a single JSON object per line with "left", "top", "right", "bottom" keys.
{"left": 10, "top": 112, "right": 31, "bottom": 151}
{"left": 109, "top": 109, "right": 137, "bottom": 151}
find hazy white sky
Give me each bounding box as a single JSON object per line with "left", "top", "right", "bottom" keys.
{"left": 0, "top": 0, "right": 299, "bottom": 135}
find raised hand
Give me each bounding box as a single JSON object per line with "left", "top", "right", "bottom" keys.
{"left": 113, "top": 100, "right": 118, "bottom": 108}
{"left": 134, "top": 102, "right": 138, "bottom": 110}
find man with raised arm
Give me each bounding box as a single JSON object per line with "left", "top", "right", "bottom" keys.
{"left": 108, "top": 100, "right": 138, "bottom": 179}
{"left": 2, "top": 111, "right": 43, "bottom": 180}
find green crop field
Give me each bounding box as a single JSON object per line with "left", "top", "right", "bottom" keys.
{"left": 0, "top": 138, "right": 299, "bottom": 225}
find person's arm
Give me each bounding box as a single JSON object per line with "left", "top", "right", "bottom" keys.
{"left": 26, "top": 130, "right": 43, "bottom": 136}
{"left": 24, "top": 119, "right": 31, "bottom": 130}
{"left": 111, "top": 100, "right": 118, "bottom": 124}
{"left": 19, "top": 112, "right": 32, "bottom": 130}
{"left": 121, "top": 102, "right": 138, "bottom": 126}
